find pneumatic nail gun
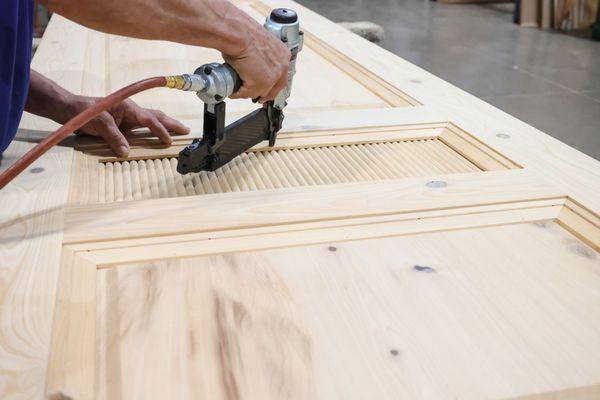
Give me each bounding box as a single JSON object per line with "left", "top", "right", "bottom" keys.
{"left": 171, "top": 8, "right": 303, "bottom": 174}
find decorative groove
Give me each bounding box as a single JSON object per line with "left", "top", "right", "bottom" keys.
{"left": 99, "top": 139, "right": 480, "bottom": 203}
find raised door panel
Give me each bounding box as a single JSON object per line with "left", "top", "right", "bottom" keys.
{"left": 89, "top": 223, "right": 600, "bottom": 400}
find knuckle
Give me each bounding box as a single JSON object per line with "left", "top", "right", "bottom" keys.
{"left": 150, "top": 117, "right": 162, "bottom": 128}
{"left": 138, "top": 113, "right": 153, "bottom": 125}
{"left": 97, "top": 112, "right": 112, "bottom": 124}
{"left": 149, "top": 119, "right": 166, "bottom": 133}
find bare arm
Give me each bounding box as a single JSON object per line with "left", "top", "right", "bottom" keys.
{"left": 24, "top": 70, "right": 74, "bottom": 125}
{"left": 37, "top": 0, "right": 290, "bottom": 101}
{"left": 39, "top": 0, "right": 250, "bottom": 55}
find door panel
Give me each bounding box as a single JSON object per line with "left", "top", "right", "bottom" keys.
{"left": 92, "top": 223, "right": 600, "bottom": 400}
{"left": 13, "top": 0, "right": 599, "bottom": 399}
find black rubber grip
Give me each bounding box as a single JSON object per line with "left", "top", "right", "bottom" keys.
{"left": 270, "top": 8, "right": 298, "bottom": 24}
{"left": 224, "top": 63, "right": 243, "bottom": 93}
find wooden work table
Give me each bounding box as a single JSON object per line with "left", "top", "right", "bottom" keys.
{"left": 1, "top": 0, "right": 599, "bottom": 398}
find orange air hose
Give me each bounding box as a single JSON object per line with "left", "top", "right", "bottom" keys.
{"left": 0, "top": 76, "right": 168, "bottom": 190}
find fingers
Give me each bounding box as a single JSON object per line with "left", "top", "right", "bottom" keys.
{"left": 261, "top": 71, "right": 288, "bottom": 103}
{"left": 86, "top": 99, "right": 188, "bottom": 156}
{"left": 229, "top": 64, "right": 288, "bottom": 103}
{"left": 136, "top": 110, "right": 173, "bottom": 145}
{"left": 151, "top": 110, "right": 190, "bottom": 135}
{"left": 227, "top": 46, "right": 289, "bottom": 101}
{"left": 230, "top": 85, "right": 259, "bottom": 100}
{"left": 230, "top": 79, "right": 279, "bottom": 103}
{"left": 98, "top": 114, "right": 130, "bottom": 157}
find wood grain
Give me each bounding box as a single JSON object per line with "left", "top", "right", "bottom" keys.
{"left": 45, "top": 248, "right": 96, "bottom": 400}
{"left": 76, "top": 203, "right": 562, "bottom": 267}
{"left": 0, "top": 141, "right": 73, "bottom": 399}
{"left": 95, "top": 222, "right": 600, "bottom": 399}
{"left": 557, "top": 199, "right": 600, "bottom": 251}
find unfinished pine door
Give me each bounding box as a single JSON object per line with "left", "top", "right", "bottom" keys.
{"left": 5, "top": 0, "right": 600, "bottom": 399}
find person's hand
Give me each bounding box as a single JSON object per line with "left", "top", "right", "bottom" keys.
{"left": 223, "top": 25, "right": 291, "bottom": 103}
{"left": 65, "top": 95, "right": 190, "bottom": 156}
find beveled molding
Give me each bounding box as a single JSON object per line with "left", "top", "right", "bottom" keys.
{"left": 63, "top": 197, "right": 598, "bottom": 269}
{"left": 62, "top": 168, "right": 599, "bottom": 269}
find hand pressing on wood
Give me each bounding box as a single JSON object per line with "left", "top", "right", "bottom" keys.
{"left": 63, "top": 96, "right": 190, "bottom": 157}
{"left": 25, "top": 71, "right": 190, "bottom": 157}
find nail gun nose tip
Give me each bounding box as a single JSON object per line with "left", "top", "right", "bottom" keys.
{"left": 176, "top": 163, "right": 189, "bottom": 174}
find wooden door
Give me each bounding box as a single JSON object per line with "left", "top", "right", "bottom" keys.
{"left": 3, "top": 0, "right": 600, "bottom": 399}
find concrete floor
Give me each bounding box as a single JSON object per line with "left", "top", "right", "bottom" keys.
{"left": 297, "top": 0, "right": 600, "bottom": 160}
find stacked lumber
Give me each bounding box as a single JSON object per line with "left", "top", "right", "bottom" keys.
{"left": 519, "top": 0, "right": 598, "bottom": 30}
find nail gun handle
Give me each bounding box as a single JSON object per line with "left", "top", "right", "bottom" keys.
{"left": 226, "top": 64, "right": 243, "bottom": 93}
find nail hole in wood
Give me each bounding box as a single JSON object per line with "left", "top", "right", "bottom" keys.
{"left": 426, "top": 180, "right": 447, "bottom": 189}
{"left": 29, "top": 167, "right": 44, "bottom": 174}
{"left": 567, "top": 242, "right": 596, "bottom": 260}
{"left": 414, "top": 265, "right": 436, "bottom": 273}
{"left": 390, "top": 349, "right": 400, "bottom": 356}
{"left": 496, "top": 133, "right": 511, "bottom": 139}
{"left": 410, "top": 79, "right": 421, "bottom": 84}
{"left": 328, "top": 246, "right": 337, "bottom": 252}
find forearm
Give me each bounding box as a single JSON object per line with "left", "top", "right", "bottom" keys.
{"left": 25, "top": 70, "right": 76, "bottom": 124}
{"left": 38, "top": 0, "right": 253, "bottom": 56}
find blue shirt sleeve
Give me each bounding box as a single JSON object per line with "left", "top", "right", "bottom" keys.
{"left": 0, "top": 0, "right": 34, "bottom": 154}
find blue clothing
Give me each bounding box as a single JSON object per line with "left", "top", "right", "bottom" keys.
{"left": 0, "top": 0, "right": 34, "bottom": 154}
